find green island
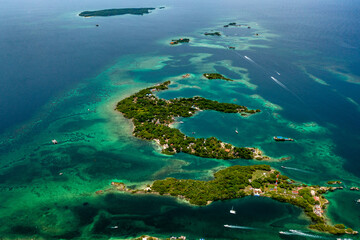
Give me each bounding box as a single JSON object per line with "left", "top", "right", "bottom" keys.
{"left": 78, "top": 8, "right": 155, "bottom": 17}
{"left": 170, "top": 38, "right": 190, "bottom": 45}
{"left": 327, "top": 180, "right": 342, "bottom": 185}
{"left": 116, "top": 81, "right": 267, "bottom": 160}
{"left": 204, "top": 32, "right": 221, "bottom": 36}
{"left": 203, "top": 73, "right": 234, "bottom": 81}
{"left": 108, "top": 165, "right": 357, "bottom": 236}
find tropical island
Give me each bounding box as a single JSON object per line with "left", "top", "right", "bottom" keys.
{"left": 204, "top": 32, "right": 221, "bottom": 36}
{"left": 116, "top": 81, "right": 268, "bottom": 160}
{"left": 108, "top": 165, "right": 357, "bottom": 236}
{"left": 78, "top": 8, "right": 156, "bottom": 17}
{"left": 203, "top": 73, "right": 233, "bottom": 81}
{"left": 223, "top": 22, "right": 249, "bottom": 28}
{"left": 170, "top": 38, "right": 190, "bottom": 45}
{"left": 327, "top": 180, "right": 342, "bottom": 185}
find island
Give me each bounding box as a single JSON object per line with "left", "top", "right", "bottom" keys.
{"left": 170, "top": 38, "right": 190, "bottom": 45}
{"left": 109, "top": 165, "right": 357, "bottom": 236}
{"left": 204, "top": 32, "right": 221, "bottom": 36}
{"left": 327, "top": 180, "right": 342, "bottom": 185}
{"left": 116, "top": 81, "right": 267, "bottom": 160}
{"left": 203, "top": 73, "right": 233, "bottom": 81}
{"left": 78, "top": 8, "right": 155, "bottom": 17}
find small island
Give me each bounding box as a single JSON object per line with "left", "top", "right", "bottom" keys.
{"left": 204, "top": 32, "right": 221, "bottom": 36}
{"left": 109, "top": 165, "right": 357, "bottom": 236}
{"left": 224, "top": 22, "right": 246, "bottom": 27}
{"left": 116, "top": 81, "right": 267, "bottom": 160}
{"left": 79, "top": 8, "right": 155, "bottom": 17}
{"left": 327, "top": 180, "right": 342, "bottom": 185}
{"left": 170, "top": 38, "right": 190, "bottom": 45}
{"left": 203, "top": 73, "right": 233, "bottom": 81}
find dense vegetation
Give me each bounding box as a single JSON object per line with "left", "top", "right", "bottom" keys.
{"left": 204, "top": 32, "right": 221, "bottom": 36}
{"left": 148, "top": 165, "right": 356, "bottom": 235}
{"left": 170, "top": 38, "right": 190, "bottom": 45}
{"left": 152, "top": 165, "right": 271, "bottom": 205}
{"left": 116, "top": 81, "right": 264, "bottom": 160}
{"left": 203, "top": 73, "right": 233, "bottom": 81}
{"left": 79, "top": 8, "right": 155, "bottom": 17}
{"left": 327, "top": 180, "right": 342, "bottom": 185}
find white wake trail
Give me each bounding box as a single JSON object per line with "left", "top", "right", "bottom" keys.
{"left": 224, "top": 224, "right": 256, "bottom": 230}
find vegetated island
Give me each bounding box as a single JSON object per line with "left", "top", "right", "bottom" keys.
{"left": 116, "top": 81, "right": 268, "bottom": 160}
{"left": 204, "top": 32, "right": 221, "bottom": 36}
{"left": 170, "top": 38, "right": 190, "bottom": 45}
{"left": 79, "top": 8, "right": 155, "bottom": 17}
{"left": 109, "top": 165, "right": 357, "bottom": 236}
{"left": 327, "top": 180, "right": 342, "bottom": 185}
{"left": 223, "top": 22, "right": 250, "bottom": 28}
{"left": 203, "top": 73, "right": 233, "bottom": 81}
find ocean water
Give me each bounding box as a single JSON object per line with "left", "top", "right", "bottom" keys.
{"left": 0, "top": 0, "right": 360, "bottom": 239}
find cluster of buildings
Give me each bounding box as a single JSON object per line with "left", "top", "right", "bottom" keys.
{"left": 170, "top": 236, "right": 186, "bottom": 240}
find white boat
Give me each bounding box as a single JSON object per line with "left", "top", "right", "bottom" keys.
{"left": 230, "top": 206, "right": 236, "bottom": 214}
{"left": 52, "top": 139, "right": 58, "bottom": 144}
{"left": 224, "top": 224, "right": 230, "bottom": 228}
{"left": 356, "top": 199, "right": 360, "bottom": 203}
{"left": 235, "top": 129, "right": 238, "bottom": 134}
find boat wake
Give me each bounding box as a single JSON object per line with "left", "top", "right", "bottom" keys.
{"left": 228, "top": 51, "right": 304, "bottom": 103}
{"left": 271, "top": 76, "right": 290, "bottom": 91}
{"left": 224, "top": 224, "right": 256, "bottom": 230}
{"left": 270, "top": 76, "right": 304, "bottom": 103}
{"left": 281, "top": 166, "right": 312, "bottom": 173}
{"left": 279, "top": 230, "right": 327, "bottom": 239}
{"left": 244, "top": 55, "right": 255, "bottom": 63}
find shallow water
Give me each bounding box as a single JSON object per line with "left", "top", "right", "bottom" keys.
{"left": 0, "top": 0, "right": 359, "bottom": 239}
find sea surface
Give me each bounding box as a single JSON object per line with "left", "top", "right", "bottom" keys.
{"left": 0, "top": 0, "right": 360, "bottom": 239}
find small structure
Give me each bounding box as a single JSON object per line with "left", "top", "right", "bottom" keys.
{"left": 314, "top": 204, "right": 323, "bottom": 216}
{"left": 253, "top": 188, "right": 262, "bottom": 196}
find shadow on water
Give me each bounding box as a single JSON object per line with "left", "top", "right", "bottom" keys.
{"left": 0, "top": 193, "right": 320, "bottom": 240}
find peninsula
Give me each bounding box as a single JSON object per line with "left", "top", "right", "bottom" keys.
{"left": 109, "top": 165, "right": 357, "bottom": 236}
{"left": 79, "top": 8, "right": 155, "bottom": 17}
{"left": 203, "top": 73, "right": 233, "bottom": 81}
{"left": 116, "top": 81, "right": 267, "bottom": 160}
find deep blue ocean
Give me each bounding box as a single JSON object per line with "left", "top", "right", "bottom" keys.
{"left": 0, "top": 0, "right": 359, "bottom": 239}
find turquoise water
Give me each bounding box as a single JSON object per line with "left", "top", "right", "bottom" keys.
{"left": 0, "top": 0, "right": 360, "bottom": 239}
